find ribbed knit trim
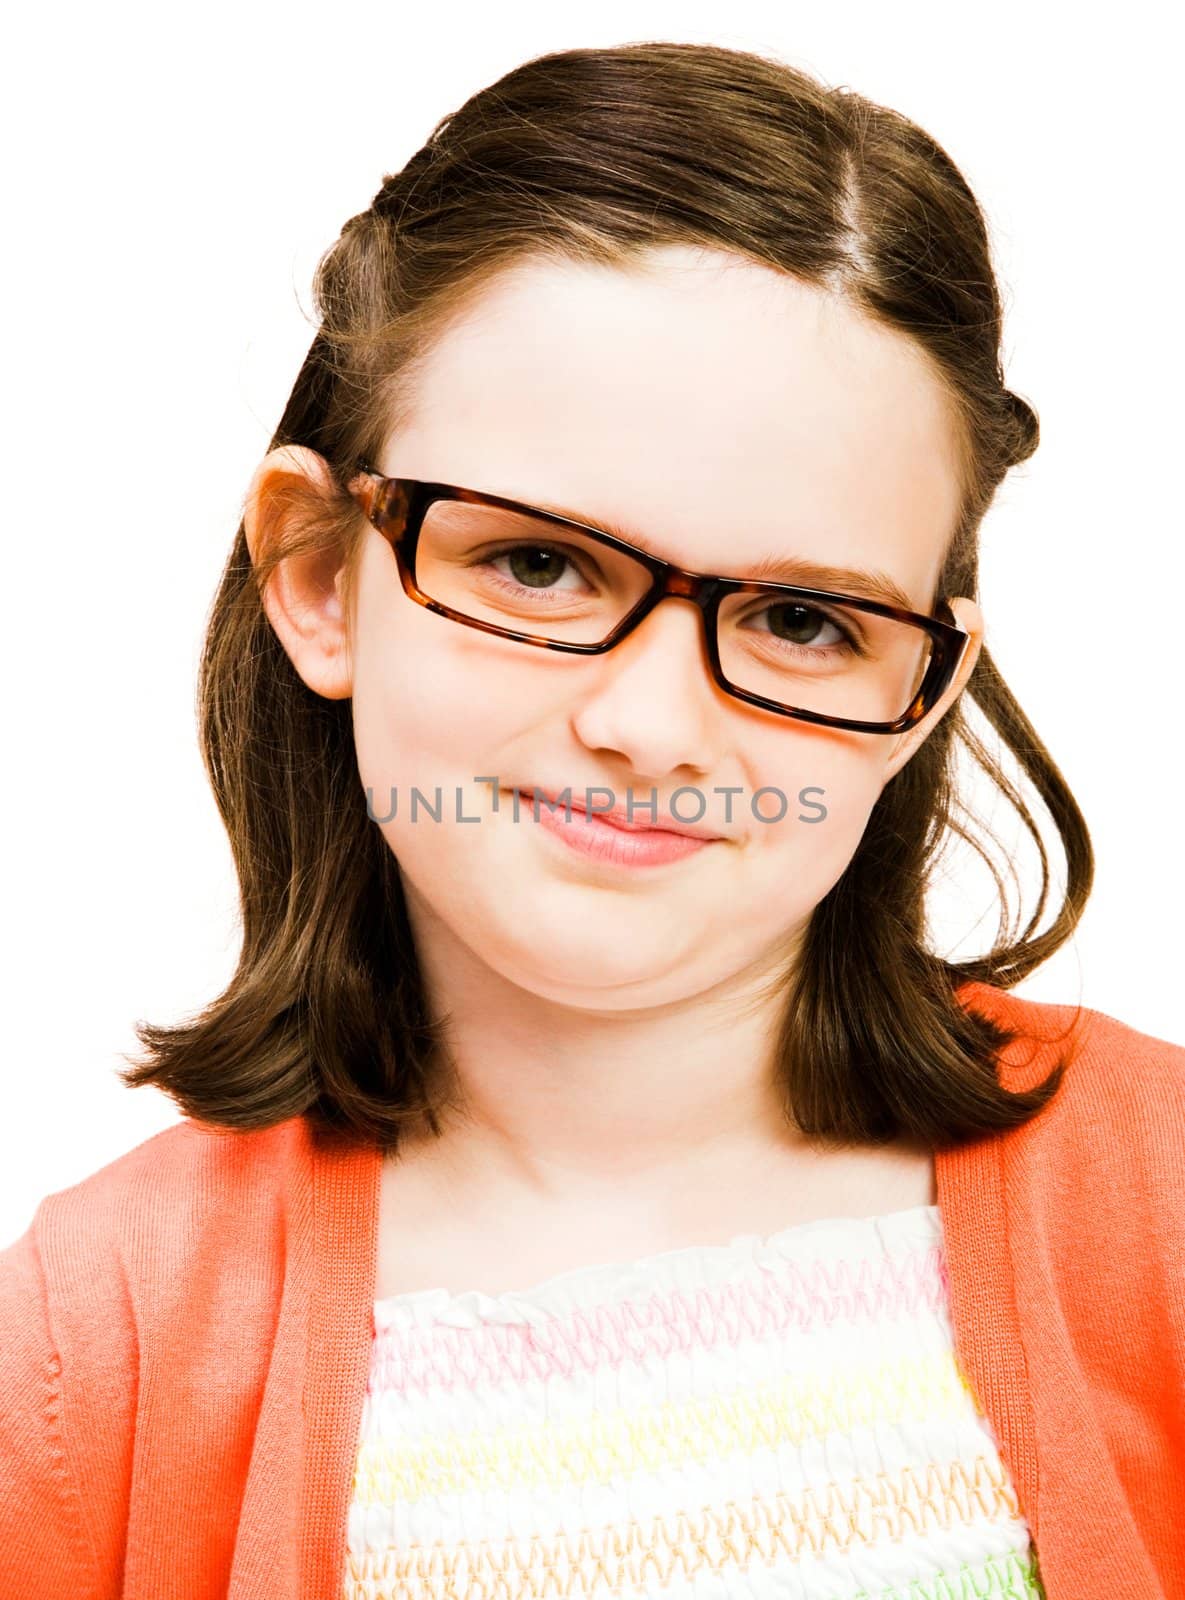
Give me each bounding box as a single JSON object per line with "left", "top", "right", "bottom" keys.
{"left": 302, "top": 1122, "right": 383, "bottom": 1600}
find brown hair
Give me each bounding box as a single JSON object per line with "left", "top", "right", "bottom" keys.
{"left": 119, "top": 40, "right": 1093, "bottom": 1152}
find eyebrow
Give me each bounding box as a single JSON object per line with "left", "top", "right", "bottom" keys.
{"left": 529, "top": 495, "right": 922, "bottom": 613}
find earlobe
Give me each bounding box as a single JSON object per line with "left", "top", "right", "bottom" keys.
{"left": 243, "top": 446, "right": 354, "bottom": 701}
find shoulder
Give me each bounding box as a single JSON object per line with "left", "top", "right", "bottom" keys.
{"left": 0, "top": 1115, "right": 318, "bottom": 1465}
{"left": 5, "top": 1115, "right": 317, "bottom": 1339}
{"left": 956, "top": 978, "right": 1185, "bottom": 1173}
{"left": 35, "top": 1111, "right": 313, "bottom": 1215}
{"left": 959, "top": 972, "right": 1177, "bottom": 1088}
{"left": 0, "top": 1116, "right": 322, "bottom": 1589}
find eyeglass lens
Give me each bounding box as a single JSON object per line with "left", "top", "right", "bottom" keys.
{"left": 413, "top": 500, "right": 933, "bottom": 722}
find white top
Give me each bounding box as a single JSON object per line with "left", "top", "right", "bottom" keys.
{"left": 343, "top": 1202, "right": 1046, "bottom": 1599}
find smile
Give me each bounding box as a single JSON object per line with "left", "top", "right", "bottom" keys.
{"left": 513, "top": 790, "right": 721, "bottom": 868}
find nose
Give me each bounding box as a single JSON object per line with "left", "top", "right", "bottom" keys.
{"left": 567, "top": 592, "right": 723, "bottom": 778}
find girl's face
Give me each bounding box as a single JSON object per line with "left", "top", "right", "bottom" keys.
{"left": 264, "top": 245, "right": 982, "bottom": 1010}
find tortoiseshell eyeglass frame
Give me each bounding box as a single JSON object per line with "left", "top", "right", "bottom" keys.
{"left": 345, "top": 461, "right": 972, "bottom": 736}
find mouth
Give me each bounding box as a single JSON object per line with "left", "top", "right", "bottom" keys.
{"left": 513, "top": 788, "right": 726, "bottom": 841}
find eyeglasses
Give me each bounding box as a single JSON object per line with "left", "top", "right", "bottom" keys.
{"left": 346, "top": 462, "right": 971, "bottom": 735}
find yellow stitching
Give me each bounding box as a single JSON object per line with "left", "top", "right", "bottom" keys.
{"left": 353, "top": 1350, "right": 979, "bottom": 1500}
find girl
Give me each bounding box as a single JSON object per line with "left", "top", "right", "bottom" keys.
{"left": 2, "top": 39, "right": 1182, "bottom": 1600}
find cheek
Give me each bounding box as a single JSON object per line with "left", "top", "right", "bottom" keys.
{"left": 349, "top": 613, "right": 547, "bottom": 895}
{"left": 351, "top": 606, "right": 512, "bottom": 792}
{"left": 746, "top": 738, "right": 889, "bottom": 890}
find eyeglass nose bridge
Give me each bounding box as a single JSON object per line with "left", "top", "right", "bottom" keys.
{"left": 601, "top": 562, "right": 731, "bottom": 681}
{"left": 660, "top": 568, "right": 717, "bottom": 605}
{"left": 603, "top": 558, "right": 723, "bottom": 640}
{"left": 618, "top": 561, "right": 725, "bottom": 636}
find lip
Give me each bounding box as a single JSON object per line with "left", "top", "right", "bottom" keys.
{"left": 514, "top": 791, "right": 718, "bottom": 870}
{"left": 513, "top": 787, "right": 726, "bottom": 841}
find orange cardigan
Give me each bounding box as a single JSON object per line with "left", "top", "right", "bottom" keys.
{"left": 1, "top": 979, "right": 1182, "bottom": 1599}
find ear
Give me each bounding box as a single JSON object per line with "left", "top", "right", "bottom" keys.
{"left": 242, "top": 444, "right": 353, "bottom": 701}
{"left": 880, "top": 596, "right": 984, "bottom": 783}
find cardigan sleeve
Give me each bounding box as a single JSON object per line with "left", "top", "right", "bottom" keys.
{"left": 0, "top": 1214, "right": 107, "bottom": 1596}
{"left": 990, "top": 999, "right": 1185, "bottom": 1598}
{"left": 0, "top": 1118, "right": 313, "bottom": 1600}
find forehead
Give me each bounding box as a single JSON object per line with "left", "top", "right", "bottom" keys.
{"left": 382, "top": 246, "right": 965, "bottom": 609}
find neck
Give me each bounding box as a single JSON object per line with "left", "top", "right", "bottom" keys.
{"left": 394, "top": 884, "right": 823, "bottom": 1212}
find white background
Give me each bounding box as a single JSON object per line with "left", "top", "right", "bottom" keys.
{"left": 3, "top": 0, "right": 1181, "bottom": 1248}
